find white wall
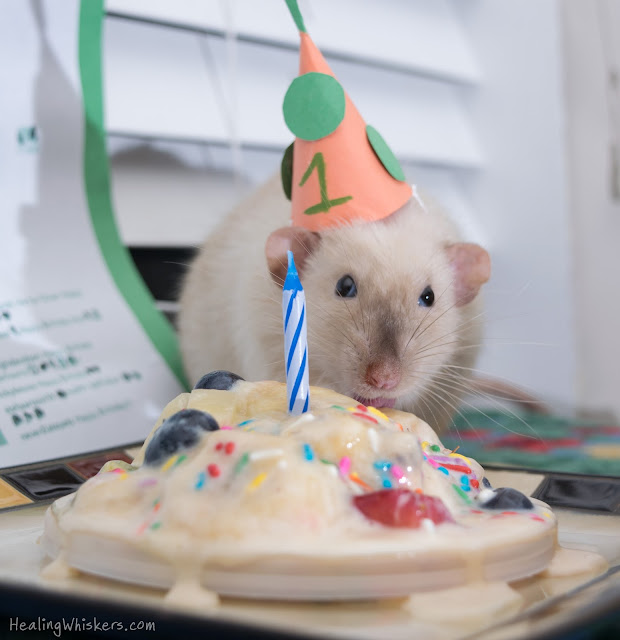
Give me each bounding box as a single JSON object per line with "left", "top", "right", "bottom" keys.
{"left": 452, "top": 0, "right": 577, "bottom": 411}
{"left": 562, "top": 0, "right": 620, "bottom": 419}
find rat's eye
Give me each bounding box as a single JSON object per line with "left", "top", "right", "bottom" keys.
{"left": 335, "top": 275, "right": 357, "bottom": 298}
{"left": 418, "top": 285, "right": 434, "bottom": 307}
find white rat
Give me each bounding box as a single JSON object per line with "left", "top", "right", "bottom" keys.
{"left": 177, "top": 174, "right": 490, "bottom": 433}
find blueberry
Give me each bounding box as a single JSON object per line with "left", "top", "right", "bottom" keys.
{"left": 481, "top": 477, "right": 492, "bottom": 489}
{"left": 479, "top": 487, "right": 533, "bottom": 510}
{"left": 144, "top": 409, "right": 219, "bottom": 466}
{"left": 193, "top": 371, "right": 244, "bottom": 391}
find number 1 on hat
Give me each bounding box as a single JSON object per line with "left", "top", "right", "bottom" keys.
{"left": 299, "top": 152, "right": 353, "bottom": 215}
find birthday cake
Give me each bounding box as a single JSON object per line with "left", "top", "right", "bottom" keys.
{"left": 41, "top": 1, "right": 557, "bottom": 603}
{"left": 42, "top": 371, "right": 557, "bottom": 601}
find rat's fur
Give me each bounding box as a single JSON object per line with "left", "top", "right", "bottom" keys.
{"left": 178, "top": 175, "right": 488, "bottom": 433}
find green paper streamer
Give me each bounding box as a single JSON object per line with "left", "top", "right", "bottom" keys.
{"left": 283, "top": 72, "right": 345, "bottom": 141}
{"left": 281, "top": 142, "right": 294, "bottom": 201}
{"left": 366, "top": 125, "right": 406, "bottom": 182}
{"left": 285, "top": 0, "right": 307, "bottom": 33}
{"left": 78, "top": 0, "right": 189, "bottom": 390}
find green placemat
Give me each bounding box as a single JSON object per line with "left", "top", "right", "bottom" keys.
{"left": 441, "top": 410, "right": 620, "bottom": 477}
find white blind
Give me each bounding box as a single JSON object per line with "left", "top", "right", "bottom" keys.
{"left": 105, "top": 0, "right": 481, "bottom": 83}
{"left": 104, "top": 0, "right": 484, "bottom": 247}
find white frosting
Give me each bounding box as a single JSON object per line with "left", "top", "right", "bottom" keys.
{"left": 47, "top": 381, "right": 559, "bottom": 593}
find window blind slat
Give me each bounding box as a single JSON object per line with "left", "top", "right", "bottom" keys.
{"left": 108, "top": 139, "right": 478, "bottom": 248}
{"left": 104, "top": 0, "right": 481, "bottom": 84}
{"left": 103, "top": 18, "right": 229, "bottom": 146}
{"left": 104, "top": 20, "right": 483, "bottom": 169}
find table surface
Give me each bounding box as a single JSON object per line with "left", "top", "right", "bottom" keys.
{"left": 0, "top": 469, "right": 619, "bottom": 640}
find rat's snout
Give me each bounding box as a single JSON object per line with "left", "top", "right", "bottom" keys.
{"left": 365, "top": 360, "right": 401, "bottom": 391}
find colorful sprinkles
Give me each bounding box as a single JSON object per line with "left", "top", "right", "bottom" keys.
{"left": 367, "top": 428, "right": 379, "bottom": 452}
{"left": 453, "top": 484, "right": 471, "bottom": 504}
{"left": 338, "top": 456, "right": 351, "bottom": 475}
{"left": 346, "top": 405, "right": 379, "bottom": 424}
{"left": 352, "top": 412, "right": 378, "bottom": 425}
{"left": 216, "top": 441, "right": 236, "bottom": 455}
{"left": 349, "top": 472, "right": 372, "bottom": 490}
{"left": 110, "top": 468, "right": 128, "bottom": 480}
{"left": 125, "top": 398, "right": 551, "bottom": 542}
{"left": 247, "top": 472, "right": 268, "bottom": 492}
{"left": 195, "top": 471, "right": 207, "bottom": 490}
{"left": 234, "top": 452, "right": 250, "bottom": 474}
{"left": 249, "top": 449, "right": 283, "bottom": 462}
{"left": 421, "top": 440, "right": 480, "bottom": 504}
{"left": 136, "top": 498, "right": 163, "bottom": 535}
{"left": 391, "top": 465, "right": 404, "bottom": 481}
{"left": 460, "top": 475, "right": 471, "bottom": 492}
{"left": 367, "top": 406, "right": 390, "bottom": 421}
{"left": 161, "top": 454, "right": 186, "bottom": 472}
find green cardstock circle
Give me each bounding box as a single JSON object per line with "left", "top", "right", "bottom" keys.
{"left": 366, "top": 125, "right": 406, "bottom": 182}
{"left": 281, "top": 142, "right": 294, "bottom": 201}
{"left": 283, "top": 73, "right": 346, "bottom": 141}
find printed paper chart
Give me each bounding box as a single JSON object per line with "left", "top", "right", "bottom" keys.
{"left": 0, "top": 0, "right": 186, "bottom": 468}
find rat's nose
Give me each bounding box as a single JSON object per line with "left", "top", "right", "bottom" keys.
{"left": 365, "top": 361, "right": 401, "bottom": 391}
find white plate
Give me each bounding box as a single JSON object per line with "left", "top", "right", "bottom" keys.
{"left": 42, "top": 499, "right": 557, "bottom": 601}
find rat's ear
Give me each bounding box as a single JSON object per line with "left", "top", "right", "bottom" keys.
{"left": 265, "top": 227, "right": 321, "bottom": 287}
{"left": 445, "top": 243, "right": 491, "bottom": 307}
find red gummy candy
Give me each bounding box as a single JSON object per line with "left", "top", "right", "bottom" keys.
{"left": 353, "top": 489, "right": 454, "bottom": 528}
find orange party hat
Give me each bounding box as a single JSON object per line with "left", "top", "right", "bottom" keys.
{"left": 281, "top": 0, "right": 412, "bottom": 232}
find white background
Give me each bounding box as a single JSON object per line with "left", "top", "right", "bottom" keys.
{"left": 563, "top": 0, "right": 620, "bottom": 419}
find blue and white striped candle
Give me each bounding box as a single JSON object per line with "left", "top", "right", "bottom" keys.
{"left": 282, "top": 251, "right": 310, "bottom": 414}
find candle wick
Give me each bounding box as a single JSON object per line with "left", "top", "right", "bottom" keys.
{"left": 287, "top": 250, "right": 297, "bottom": 274}
{"left": 285, "top": 252, "right": 301, "bottom": 291}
